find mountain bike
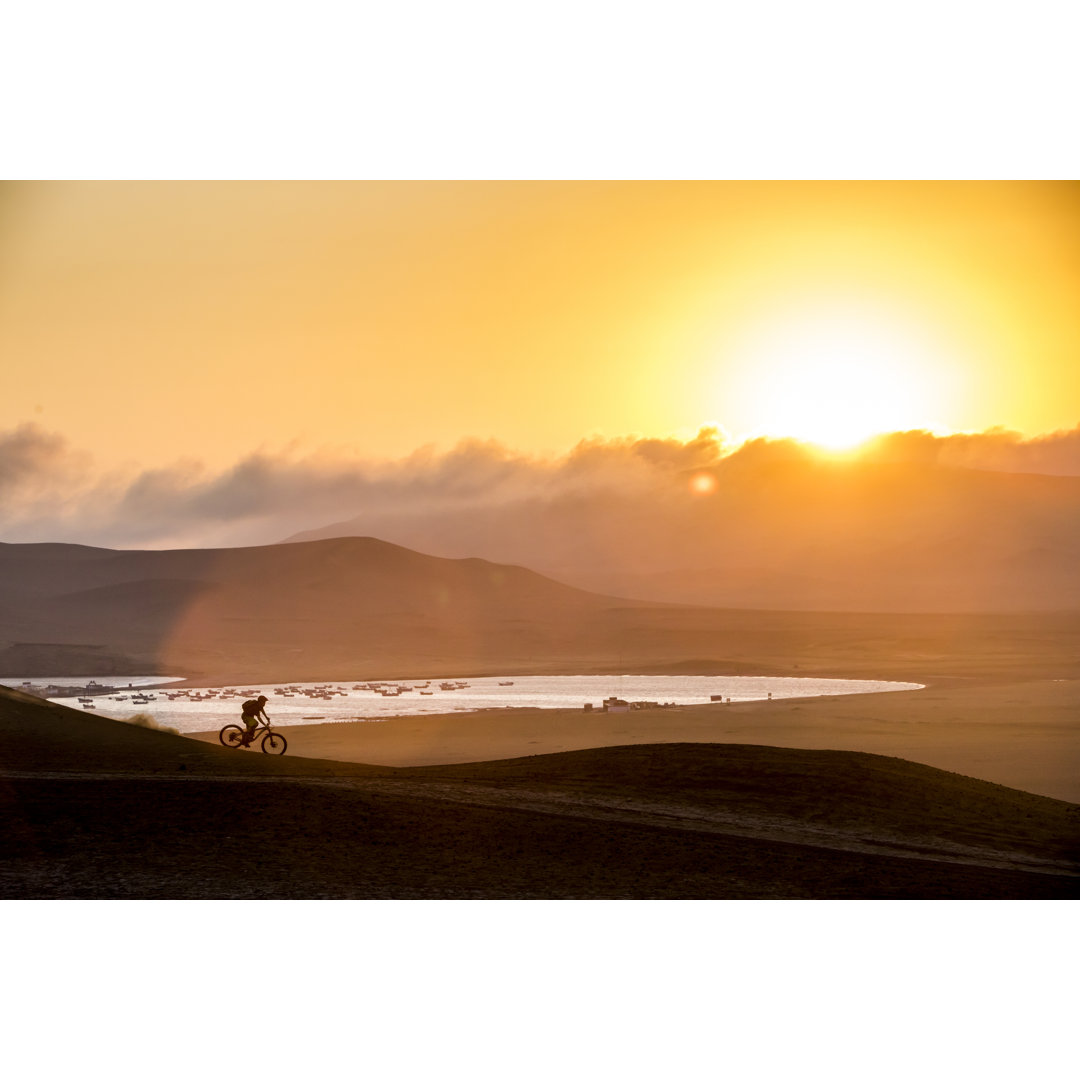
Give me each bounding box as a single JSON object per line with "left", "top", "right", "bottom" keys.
{"left": 219, "top": 716, "right": 288, "bottom": 755}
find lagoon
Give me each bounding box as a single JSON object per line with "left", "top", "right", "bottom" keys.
{"left": 14, "top": 673, "right": 924, "bottom": 735}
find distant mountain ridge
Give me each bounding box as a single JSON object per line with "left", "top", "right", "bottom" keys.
{"left": 0, "top": 536, "right": 661, "bottom": 681}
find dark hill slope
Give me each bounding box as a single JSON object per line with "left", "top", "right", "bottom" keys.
{"left": 0, "top": 536, "right": 608, "bottom": 607}
{"left": 0, "top": 683, "right": 391, "bottom": 779}
{"left": 1, "top": 686, "right": 1076, "bottom": 899}
{"left": 0, "top": 537, "right": 656, "bottom": 681}
{"left": 409, "top": 743, "right": 1080, "bottom": 868}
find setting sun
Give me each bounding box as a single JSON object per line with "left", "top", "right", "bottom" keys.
{"left": 724, "top": 305, "right": 959, "bottom": 449}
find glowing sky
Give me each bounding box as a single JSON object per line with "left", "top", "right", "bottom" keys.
{"left": 1, "top": 181, "right": 1077, "bottom": 469}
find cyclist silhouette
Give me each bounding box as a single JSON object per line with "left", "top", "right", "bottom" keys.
{"left": 239, "top": 695, "right": 269, "bottom": 748}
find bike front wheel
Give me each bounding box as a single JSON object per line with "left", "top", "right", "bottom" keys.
{"left": 219, "top": 724, "right": 245, "bottom": 748}
{"left": 261, "top": 731, "right": 287, "bottom": 755}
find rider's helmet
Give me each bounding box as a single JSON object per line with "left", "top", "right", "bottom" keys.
{"left": 257, "top": 695, "right": 268, "bottom": 703}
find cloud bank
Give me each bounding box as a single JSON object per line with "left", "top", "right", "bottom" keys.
{"left": 861, "top": 426, "right": 1080, "bottom": 476}
{"left": 4, "top": 421, "right": 1080, "bottom": 610}
{"left": 3, "top": 421, "right": 1080, "bottom": 554}
{"left": 0, "top": 423, "right": 733, "bottom": 549}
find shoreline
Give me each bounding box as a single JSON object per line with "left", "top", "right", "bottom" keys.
{"left": 88, "top": 674, "right": 930, "bottom": 735}
{"left": 181, "top": 685, "right": 927, "bottom": 734}
{"left": 186, "top": 676, "right": 1080, "bottom": 803}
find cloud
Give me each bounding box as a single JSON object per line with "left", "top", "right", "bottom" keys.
{"left": 0, "top": 424, "right": 85, "bottom": 498}
{"left": 1, "top": 422, "right": 1079, "bottom": 556}
{"left": 863, "top": 425, "right": 1080, "bottom": 476}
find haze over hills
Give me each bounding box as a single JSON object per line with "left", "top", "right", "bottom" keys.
{"left": 3, "top": 534, "right": 1080, "bottom": 687}
{"left": 286, "top": 455, "right": 1080, "bottom": 613}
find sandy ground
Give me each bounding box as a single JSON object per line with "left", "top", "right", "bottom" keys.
{"left": 187, "top": 678, "right": 1080, "bottom": 803}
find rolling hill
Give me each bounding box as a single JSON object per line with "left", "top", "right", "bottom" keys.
{"left": 1, "top": 685, "right": 1076, "bottom": 899}
{"left": 0, "top": 536, "right": 644, "bottom": 681}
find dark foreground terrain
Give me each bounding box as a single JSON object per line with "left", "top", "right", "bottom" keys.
{"left": 2, "top": 686, "right": 1077, "bottom": 899}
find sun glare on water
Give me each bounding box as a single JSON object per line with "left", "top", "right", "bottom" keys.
{"left": 725, "top": 306, "right": 957, "bottom": 450}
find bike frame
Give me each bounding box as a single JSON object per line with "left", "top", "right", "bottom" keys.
{"left": 246, "top": 715, "right": 276, "bottom": 740}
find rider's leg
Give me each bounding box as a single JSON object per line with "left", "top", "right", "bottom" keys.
{"left": 240, "top": 719, "right": 255, "bottom": 746}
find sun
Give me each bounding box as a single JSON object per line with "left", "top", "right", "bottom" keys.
{"left": 724, "top": 305, "right": 956, "bottom": 450}
{"left": 754, "top": 349, "right": 920, "bottom": 450}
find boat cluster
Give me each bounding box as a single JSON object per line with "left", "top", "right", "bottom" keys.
{"left": 276, "top": 685, "right": 349, "bottom": 700}
{"left": 15, "top": 675, "right": 513, "bottom": 712}
{"left": 265, "top": 681, "right": 475, "bottom": 699}
{"left": 160, "top": 688, "right": 259, "bottom": 703}
{"left": 7, "top": 679, "right": 164, "bottom": 710}
{"left": 144, "top": 682, "right": 483, "bottom": 704}
{"left": 18, "top": 678, "right": 131, "bottom": 702}
{"left": 72, "top": 689, "right": 159, "bottom": 710}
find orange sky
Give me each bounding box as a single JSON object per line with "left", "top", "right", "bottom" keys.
{"left": 1, "top": 181, "right": 1077, "bottom": 469}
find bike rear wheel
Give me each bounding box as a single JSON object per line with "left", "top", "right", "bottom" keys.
{"left": 261, "top": 731, "right": 287, "bottom": 755}
{"left": 220, "top": 724, "right": 246, "bottom": 748}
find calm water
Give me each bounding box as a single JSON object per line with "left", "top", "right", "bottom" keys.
{"left": 8, "top": 673, "right": 924, "bottom": 735}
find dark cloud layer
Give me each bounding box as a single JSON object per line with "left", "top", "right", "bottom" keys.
{"left": 0, "top": 424, "right": 80, "bottom": 497}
